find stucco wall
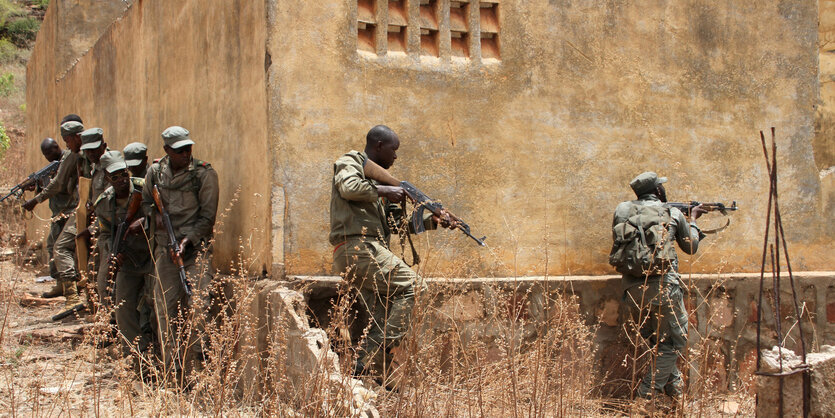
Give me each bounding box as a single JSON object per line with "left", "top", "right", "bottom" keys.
{"left": 268, "top": 0, "right": 832, "bottom": 276}
{"left": 26, "top": 1, "right": 271, "bottom": 272}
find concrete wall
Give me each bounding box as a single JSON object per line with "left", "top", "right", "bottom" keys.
{"left": 26, "top": 1, "right": 272, "bottom": 271}
{"left": 268, "top": 0, "right": 832, "bottom": 277}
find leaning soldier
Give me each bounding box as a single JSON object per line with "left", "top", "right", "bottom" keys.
{"left": 23, "top": 118, "right": 87, "bottom": 318}
{"left": 94, "top": 150, "right": 152, "bottom": 355}
{"left": 612, "top": 172, "right": 705, "bottom": 402}
{"left": 330, "top": 125, "right": 454, "bottom": 383}
{"left": 142, "top": 126, "right": 218, "bottom": 377}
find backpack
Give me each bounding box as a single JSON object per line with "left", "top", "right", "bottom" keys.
{"left": 608, "top": 202, "right": 676, "bottom": 277}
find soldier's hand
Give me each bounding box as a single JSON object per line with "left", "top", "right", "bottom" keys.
{"left": 690, "top": 204, "right": 706, "bottom": 220}
{"left": 23, "top": 182, "right": 37, "bottom": 192}
{"left": 377, "top": 185, "right": 406, "bottom": 203}
{"left": 21, "top": 198, "right": 37, "bottom": 211}
{"left": 127, "top": 217, "right": 145, "bottom": 235}
{"left": 177, "top": 237, "right": 190, "bottom": 258}
{"left": 433, "top": 209, "right": 457, "bottom": 229}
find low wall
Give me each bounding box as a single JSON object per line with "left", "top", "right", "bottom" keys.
{"left": 287, "top": 272, "right": 835, "bottom": 396}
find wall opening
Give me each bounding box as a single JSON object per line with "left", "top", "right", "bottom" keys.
{"left": 479, "top": 1, "right": 499, "bottom": 59}
{"left": 388, "top": 24, "right": 407, "bottom": 53}
{"left": 357, "top": 0, "right": 378, "bottom": 53}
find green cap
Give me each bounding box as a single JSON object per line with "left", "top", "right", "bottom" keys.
{"left": 123, "top": 142, "right": 147, "bottom": 166}
{"left": 100, "top": 150, "right": 127, "bottom": 174}
{"left": 80, "top": 127, "right": 104, "bottom": 150}
{"left": 161, "top": 126, "right": 194, "bottom": 149}
{"left": 630, "top": 171, "right": 667, "bottom": 196}
{"left": 60, "top": 121, "right": 84, "bottom": 137}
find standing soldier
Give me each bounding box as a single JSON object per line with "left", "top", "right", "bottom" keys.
{"left": 95, "top": 150, "right": 151, "bottom": 354}
{"left": 124, "top": 142, "right": 149, "bottom": 179}
{"left": 611, "top": 172, "right": 705, "bottom": 403}
{"left": 330, "top": 125, "right": 453, "bottom": 383}
{"left": 142, "top": 126, "right": 218, "bottom": 377}
{"left": 23, "top": 118, "right": 86, "bottom": 318}
{"left": 78, "top": 128, "right": 112, "bottom": 308}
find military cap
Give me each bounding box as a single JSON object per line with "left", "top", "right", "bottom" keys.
{"left": 79, "top": 127, "right": 104, "bottom": 150}
{"left": 123, "top": 142, "right": 148, "bottom": 167}
{"left": 100, "top": 150, "right": 127, "bottom": 174}
{"left": 60, "top": 121, "right": 84, "bottom": 137}
{"left": 630, "top": 171, "right": 667, "bottom": 196}
{"left": 161, "top": 126, "right": 195, "bottom": 149}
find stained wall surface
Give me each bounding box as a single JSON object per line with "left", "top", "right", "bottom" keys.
{"left": 26, "top": 1, "right": 271, "bottom": 272}
{"left": 268, "top": 0, "right": 832, "bottom": 276}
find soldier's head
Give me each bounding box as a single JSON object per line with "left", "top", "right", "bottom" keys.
{"left": 40, "top": 138, "right": 62, "bottom": 162}
{"left": 630, "top": 171, "right": 668, "bottom": 202}
{"left": 123, "top": 142, "right": 148, "bottom": 177}
{"left": 100, "top": 150, "right": 130, "bottom": 195}
{"left": 80, "top": 128, "right": 107, "bottom": 164}
{"left": 365, "top": 125, "right": 399, "bottom": 169}
{"left": 161, "top": 126, "right": 194, "bottom": 171}
{"left": 59, "top": 121, "right": 84, "bottom": 153}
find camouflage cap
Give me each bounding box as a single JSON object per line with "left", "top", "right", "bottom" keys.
{"left": 80, "top": 127, "right": 104, "bottom": 150}
{"left": 60, "top": 121, "right": 84, "bottom": 137}
{"left": 161, "top": 126, "right": 194, "bottom": 149}
{"left": 100, "top": 150, "right": 127, "bottom": 174}
{"left": 123, "top": 142, "right": 147, "bottom": 166}
{"left": 630, "top": 171, "right": 667, "bottom": 196}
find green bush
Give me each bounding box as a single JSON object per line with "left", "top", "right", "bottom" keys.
{"left": 0, "top": 72, "right": 13, "bottom": 96}
{"left": 0, "top": 37, "right": 17, "bottom": 63}
{"left": 32, "top": 0, "right": 48, "bottom": 9}
{"left": 0, "top": 122, "right": 10, "bottom": 159}
{"left": 0, "top": 0, "right": 23, "bottom": 28}
{"left": 5, "top": 17, "right": 38, "bottom": 46}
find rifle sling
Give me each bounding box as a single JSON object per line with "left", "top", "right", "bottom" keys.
{"left": 400, "top": 200, "right": 421, "bottom": 267}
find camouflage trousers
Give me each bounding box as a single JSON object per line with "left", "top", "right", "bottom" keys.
{"left": 333, "top": 237, "right": 426, "bottom": 376}
{"left": 150, "top": 245, "right": 213, "bottom": 374}
{"left": 52, "top": 214, "right": 78, "bottom": 282}
{"left": 624, "top": 281, "right": 688, "bottom": 398}
{"left": 95, "top": 239, "right": 150, "bottom": 354}
{"left": 46, "top": 216, "right": 68, "bottom": 279}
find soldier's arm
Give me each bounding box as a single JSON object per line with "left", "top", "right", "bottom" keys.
{"left": 671, "top": 207, "right": 703, "bottom": 255}
{"left": 34, "top": 153, "right": 74, "bottom": 203}
{"left": 182, "top": 167, "right": 219, "bottom": 245}
{"left": 141, "top": 169, "right": 155, "bottom": 220}
{"left": 334, "top": 157, "right": 377, "bottom": 202}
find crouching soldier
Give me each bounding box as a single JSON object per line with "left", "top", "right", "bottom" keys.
{"left": 95, "top": 151, "right": 152, "bottom": 354}
{"left": 142, "top": 126, "right": 218, "bottom": 379}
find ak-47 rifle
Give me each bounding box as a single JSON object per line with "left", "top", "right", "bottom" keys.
{"left": 362, "top": 158, "right": 487, "bottom": 247}
{"left": 0, "top": 160, "right": 60, "bottom": 202}
{"left": 151, "top": 185, "right": 192, "bottom": 296}
{"left": 107, "top": 188, "right": 144, "bottom": 300}
{"left": 667, "top": 201, "right": 739, "bottom": 234}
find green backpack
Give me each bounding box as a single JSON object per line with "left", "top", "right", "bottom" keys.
{"left": 609, "top": 202, "right": 676, "bottom": 277}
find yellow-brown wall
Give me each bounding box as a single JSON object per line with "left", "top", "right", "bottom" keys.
{"left": 26, "top": 1, "right": 271, "bottom": 273}
{"left": 267, "top": 0, "right": 832, "bottom": 277}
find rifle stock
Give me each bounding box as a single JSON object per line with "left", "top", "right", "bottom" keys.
{"left": 152, "top": 185, "right": 192, "bottom": 296}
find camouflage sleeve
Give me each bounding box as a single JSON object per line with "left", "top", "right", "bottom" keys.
{"left": 35, "top": 153, "right": 76, "bottom": 203}
{"left": 183, "top": 166, "right": 219, "bottom": 245}
{"left": 333, "top": 155, "right": 377, "bottom": 202}
{"left": 141, "top": 166, "right": 156, "bottom": 221}
{"left": 670, "top": 207, "right": 700, "bottom": 255}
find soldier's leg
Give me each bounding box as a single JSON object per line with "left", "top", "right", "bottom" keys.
{"left": 183, "top": 248, "right": 213, "bottom": 372}
{"left": 42, "top": 217, "right": 67, "bottom": 297}
{"left": 96, "top": 240, "right": 113, "bottom": 309}
{"left": 633, "top": 283, "right": 688, "bottom": 397}
{"left": 138, "top": 274, "right": 157, "bottom": 347}
{"left": 114, "top": 269, "right": 147, "bottom": 354}
{"left": 151, "top": 247, "right": 189, "bottom": 370}
{"left": 53, "top": 216, "right": 84, "bottom": 311}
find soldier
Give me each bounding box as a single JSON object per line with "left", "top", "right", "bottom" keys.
{"left": 94, "top": 150, "right": 151, "bottom": 354}
{"left": 612, "top": 172, "right": 705, "bottom": 401}
{"left": 23, "top": 118, "right": 86, "bottom": 317}
{"left": 330, "top": 125, "right": 453, "bottom": 382}
{"left": 78, "top": 128, "right": 113, "bottom": 308}
{"left": 142, "top": 126, "right": 218, "bottom": 375}
{"left": 26, "top": 138, "right": 71, "bottom": 298}
{"left": 124, "top": 142, "right": 149, "bottom": 179}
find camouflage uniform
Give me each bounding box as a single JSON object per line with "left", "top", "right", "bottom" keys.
{"left": 33, "top": 149, "right": 78, "bottom": 286}
{"left": 613, "top": 172, "right": 704, "bottom": 398}
{"left": 330, "top": 150, "right": 434, "bottom": 376}
{"left": 142, "top": 127, "right": 218, "bottom": 371}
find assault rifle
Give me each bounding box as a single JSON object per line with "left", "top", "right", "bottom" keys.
{"left": 107, "top": 188, "right": 144, "bottom": 300}
{"left": 667, "top": 201, "right": 738, "bottom": 217}
{"left": 363, "top": 158, "right": 487, "bottom": 247}
{"left": 667, "top": 201, "right": 739, "bottom": 234}
{"left": 0, "top": 160, "right": 60, "bottom": 202}
{"left": 152, "top": 185, "right": 192, "bottom": 296}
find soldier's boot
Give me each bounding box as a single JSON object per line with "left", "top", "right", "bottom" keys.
{"left": 52, "top": 281, "right": 86, "bottom": 321}
{"left": 41, "top": 278, "right": 64, "bottom": 298}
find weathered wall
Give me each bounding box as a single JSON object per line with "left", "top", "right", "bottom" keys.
{"left": 26, "top": 1, "right": 272, "bottom": 271}
{"left": 268, "top": 0, "right": 832, "bottom": 277}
